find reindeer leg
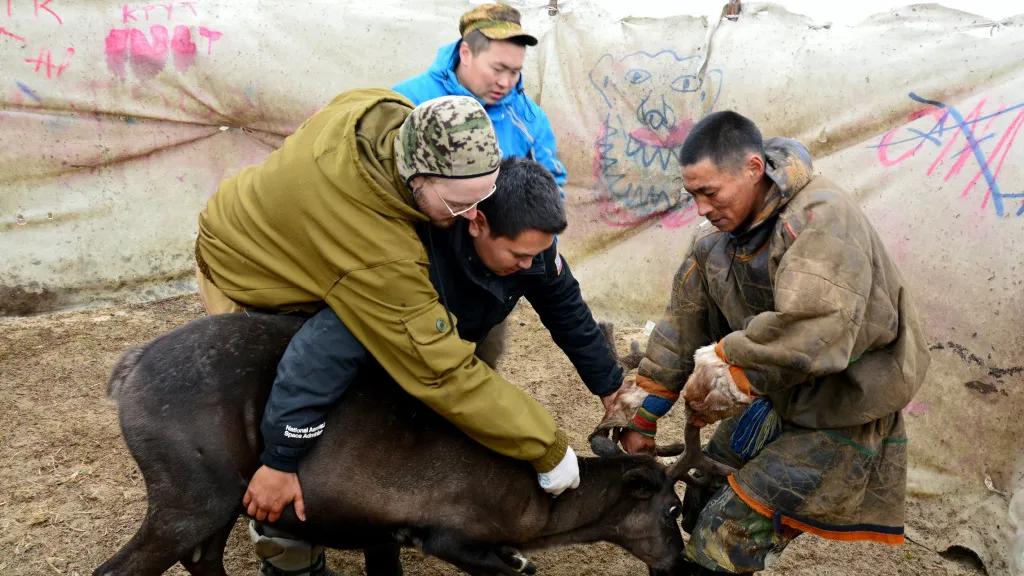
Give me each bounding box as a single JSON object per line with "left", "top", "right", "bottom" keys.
{"left": 364, "top": 542, "right": 403, "bottom": 576}
{"left": 495, "top": 546, "right": 536, "bottom": 575}
{"left": 421, "top": 534, "right": 527, "bottom": 576}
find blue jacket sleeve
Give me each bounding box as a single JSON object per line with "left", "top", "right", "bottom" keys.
{"left": 528, "top": 106, "right": 568, "bottom": 189}
{"left": 524, "top": 254, "right": 623, "bottom": 397}
{"left": 392, "top": 73, "right": 436, "bottom": 107}
{"left": 260, "top": 307, "right": 368, "bottom": 472}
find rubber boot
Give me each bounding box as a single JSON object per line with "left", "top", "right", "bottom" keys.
{"left": 249, "top": 520, "right": 344, "bottom": 576}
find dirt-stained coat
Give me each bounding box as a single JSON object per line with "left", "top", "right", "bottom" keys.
{"left": 638, "top": 137, "right": 930, "bottom": 542}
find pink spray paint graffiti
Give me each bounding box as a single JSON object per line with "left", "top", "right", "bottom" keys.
{"left": 3, "top": 0, "right": 73, "bottom": 81}
{"left": 0, "top": 27, "right": 26, "bottom": 43}
{"left": 32, "top": 0, "right": 61, "bottom": 24}
{"left": 169, "top": 24, "right": 196, "bottom": 71}
{"left": 197, "top": 26, "right": 220, "bottom": 55}
{"left": 873, "top": 93, "right": 1024, "bottom": 217}
{"left": 104, "top": 1, "right": 222, "bottom": 80}
{"left": 24, "top": 46, "right": 74, "bottom": 78}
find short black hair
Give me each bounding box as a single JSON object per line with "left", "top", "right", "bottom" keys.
{"left": 478, "top": 156, "right": 567, "bottom": 239}
{"left": 679, "top": 110, "right": 765, "bottom": 171}
{"left": 463, "top": 30, "right": 531, "bottom": 55}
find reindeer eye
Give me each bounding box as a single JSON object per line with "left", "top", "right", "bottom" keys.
{"left": 668, "top": 505, "right": 681, "bottom": 518}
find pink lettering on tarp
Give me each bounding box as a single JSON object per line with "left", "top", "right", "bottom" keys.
{"left": 105, "top": 26, "right": 176, "bottom": 80}
{"left": 25, "top": 48, "right": 73, "bottom": 78}
{"left": 121, "top": 0, "right": 200, "bottom": 22}
{"left": 34, "top": 0, "right": 62, "bottom": 24}
{"left": 106, "top": 25, "right": 216, "bottom": 79}
{"left": 0, "top": 27, "right": 26, "bottom": 44}
{"left": 169, "top": 24, "right": 195, "bottom": 53}
{"left": 105, "top": 28, "right": 130, "bottom": 79}
{"left": 198, "top": 26, "right": 221, "bottom": 55}
{"left": 105, "top": 0, "right": 223, "bottom": 80}
{"left": 170, "top": 24, "right": 195, "bottom": 72}
{"left": 129, "top": 25, "right": 169, "bottom": 80}
{"left": 57, "top": 46, "right": 73, "bottom": 76}
{"left": 130, "top": 25, "right": 168, "bottom": 57}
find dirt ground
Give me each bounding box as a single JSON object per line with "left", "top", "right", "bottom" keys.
{"left": 0, "top": 295, "right": 985, "bottom": 576}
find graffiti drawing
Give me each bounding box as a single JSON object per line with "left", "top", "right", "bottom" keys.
{"left": 872, "top": 92, "right": 1024, "bottom": 217}
{"left": 122, "top": 1, "right": 199, "bottom": 24}
{"left": 105, "top": 1, "right": 221, "bottom": 80}
{"left": 1, "top": 0, "right": 70, "bottom": 79}
{"left": 33, "top": 0, "right": 61, "bottom": 24}
{"left": 25, "top": 46, "right": 74, "bottom": 78}
{"left": 589, "top": 49, "right": 723, "bottom": 228}
{"left": 0, "top": 27, "right": 26, "bottom": 43}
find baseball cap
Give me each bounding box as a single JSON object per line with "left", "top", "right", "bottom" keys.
{"left": 459, "top": 3, "right": 538, "bottom": 47}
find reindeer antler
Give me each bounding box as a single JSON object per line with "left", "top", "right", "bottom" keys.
{"left": 590, "top": 321, "right": 649, "bottom": 457}
{"left": 620, "top": 340, "right": 643, "bottom": 372}
{"left": 664, "top": 421, "right": 737, "bottom": 487}
{"left": 598, "top": 321, "right": 643, "bottom": 371}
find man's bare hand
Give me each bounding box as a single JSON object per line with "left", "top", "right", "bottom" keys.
{"left": 600, "top": 392, "right": 618, "bottom": 413}
{"left": 620, "top": 429, "right": 656, "bottom": 455}
{"left": 243, "top": 465, "right": 306, "bottom": 523}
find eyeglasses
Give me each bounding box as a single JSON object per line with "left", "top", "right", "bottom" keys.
{"left": 427, "top": 181, "right": 497, "bottom": 217}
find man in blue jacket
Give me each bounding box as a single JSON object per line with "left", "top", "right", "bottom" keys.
{"left": 393, "top": 3, "right": 566, "bottom": 189}
{"left": 393, "top": 3, "right": 567, "bottom": 368}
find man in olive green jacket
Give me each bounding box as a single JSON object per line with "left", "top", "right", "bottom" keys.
{"left": 195, "top": 90, "right": 580, "bottom": 575}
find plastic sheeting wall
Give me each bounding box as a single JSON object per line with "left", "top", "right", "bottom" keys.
{"left": 539, "top": 7, "right": 1024, "bottom": 575}
{"left": 0, "top": 0, "right": 493, "bottom": 313}
{"left": 2, "top": 1, "right": 1023, "bottom": 574}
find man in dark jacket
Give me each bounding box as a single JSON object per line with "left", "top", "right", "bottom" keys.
{"left": 247, "top": 156, "right": 624, "bottom": 574}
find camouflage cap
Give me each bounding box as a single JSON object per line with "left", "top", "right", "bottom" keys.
{"left": 395, "top": 96, "right": 501, "bottom": 185}
{"left": 459, "top": 3, "right": 538, "bottom": 46}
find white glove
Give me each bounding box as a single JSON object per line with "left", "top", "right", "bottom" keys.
{"left": 537, "top": 445, "right": 580, "bottom": 496}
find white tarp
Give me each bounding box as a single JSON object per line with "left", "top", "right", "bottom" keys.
{"left": 2, "top": 1, "right": 1023, "bottom": 573}
{"left": 1, "top": 0, "right": 496, "bottom": 312}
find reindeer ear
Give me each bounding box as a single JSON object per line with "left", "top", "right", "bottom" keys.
{"left": 623, "top": 466, "right": 661, "bottom": 500}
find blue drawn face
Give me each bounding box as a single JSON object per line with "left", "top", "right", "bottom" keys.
{"left": 589, "top": 50, "right": 724, "bottom": 225}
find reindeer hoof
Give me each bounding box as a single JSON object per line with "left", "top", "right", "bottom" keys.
{"left": 497, "top": 546, "right": 535, "bottom": 574}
